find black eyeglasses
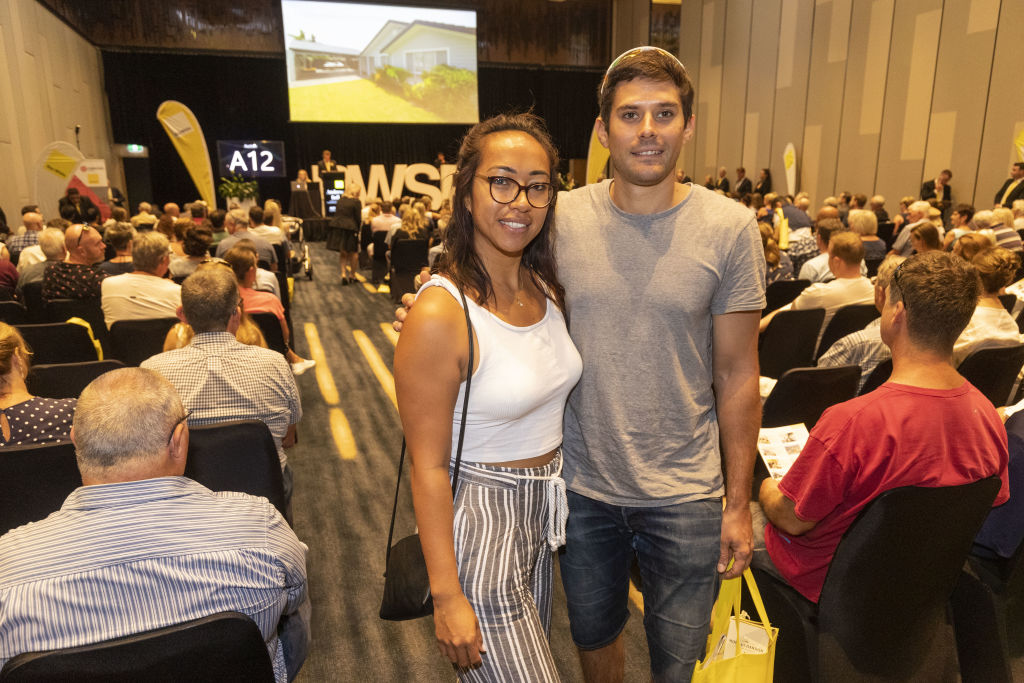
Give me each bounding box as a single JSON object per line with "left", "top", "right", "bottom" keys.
{"left": 168, "top": 409, "right": 193, "bottom": 444}
{"left": 200, "top": 257, "right": 230, "bottom": 267}
{"left": 475, "top": 175, "right": 554, "bottom": 209}
{"left": 72, "top": 225, "right": 95, "bottom": 249}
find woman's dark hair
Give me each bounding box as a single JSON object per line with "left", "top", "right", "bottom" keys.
{"left": 435, "top": 112, "right": 565, "bottom": 310}
{"left": 183, "top": 226, "right": 213, "bottom": 258}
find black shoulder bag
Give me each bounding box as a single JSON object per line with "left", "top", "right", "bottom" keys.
{"left": 380, "top": 288, "right": 474, "bottom": 621}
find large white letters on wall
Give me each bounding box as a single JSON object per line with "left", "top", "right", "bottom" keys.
{"left": 342, "top": 163, "right": 457, "bottom": 210}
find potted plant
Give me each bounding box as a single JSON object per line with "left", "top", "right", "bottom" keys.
{"left": 217, "top": 174, "right": 259, "bottom": 210}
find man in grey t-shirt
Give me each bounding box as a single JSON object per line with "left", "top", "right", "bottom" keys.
{"left": 553, "top": 48, "right": 764, "bottom": 683}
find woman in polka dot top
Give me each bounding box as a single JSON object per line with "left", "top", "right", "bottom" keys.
{"left": 0, "top": 323, "right": 75, "bottom": 448}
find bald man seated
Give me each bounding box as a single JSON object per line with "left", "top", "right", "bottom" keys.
{"left": 0, "top": 368, "right": 310, "bottom": 680}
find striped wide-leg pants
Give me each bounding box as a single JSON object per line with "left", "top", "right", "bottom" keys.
{"left": 451, "top": 457, "right": 562, "bottom": 682}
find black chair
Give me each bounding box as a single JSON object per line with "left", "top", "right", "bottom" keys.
{"left": 751, "top": 478, "right": 1001, "bottom": 682}
{"left": 956, "top": 343, "right": 1024, "bottom": 407}
{"left": 42, "top": 298, "right": 109, "bottom": 356}
{"left": 814, "top": 303, "right": 880, "bottom": 361}
{"left": 761, "top": 365, "right": 861, "bottom": 429}
{"left": 758, "top": 308, "right": 825, "bottom": 379}
{"left": 998, "top": 293, "right": 1017, "bottom": 314}
{"left": 249, "top": 312, "right": 288, "bottom": 355}
{"left": 15, "top": 323, "right": 100, "bottom": 364}
{"left": 0, "top": 300, "right": 27, "bottom": 325}
{"left": 19, "top": 281, "right": 45, "bottom": 323}
{"left": 877, "top": 221, "right": 896, "bottom": 250}
{"left": 864, "top": 256, "right": 884, "bottom": 279}
{"left": 185, "top": 420, "right": 289, "bottom": 524}
{"left": 763, "top": 279, "right": 811, "bottom": 316}
{"left": 389, "top": 239, "right": 428, "bottom": 303}
{"left": 109, "top": 318, "right": 179, "bottom": 367}
{"left": 371, "top": 231, "right": 389, "bottom": 285}
{"left": 1015, "top": 307, "right": 1024, "bottom": 335}
{"left": 0, "top": 611, "right": 275, "bottom": 682}
{"left": 27, "top": 360, "right": 126, "bottom": 399}
{"left": 858, "top": 358, "right": 892, "bottom": 395}
{"left": 358, "top": 224, "right": 373, "bottom": 269}
{"left": 0, "top": 441, "right": 80, "bottom": 535}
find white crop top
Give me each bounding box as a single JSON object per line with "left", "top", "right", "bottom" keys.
{"left": 417, "top": 275, "right": 583, "bottom": 464}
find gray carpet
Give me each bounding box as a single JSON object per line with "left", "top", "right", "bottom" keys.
{"left": 285, "top": 244, "right": 652, "bottom": 681}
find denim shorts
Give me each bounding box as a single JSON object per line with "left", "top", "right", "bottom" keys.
{"left": 559, "top": 490, "right": 722, "bottom": 682}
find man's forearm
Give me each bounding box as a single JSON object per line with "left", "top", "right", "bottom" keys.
{"left": 718, "top": 377, "right": 760, "bottom": 507}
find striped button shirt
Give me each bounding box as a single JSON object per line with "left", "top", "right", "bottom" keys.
{"left": 0, "top": 477, "right": 308, "bottom": 681}
{"left": 141, "top": 331, "right": 301, "bottom": 468}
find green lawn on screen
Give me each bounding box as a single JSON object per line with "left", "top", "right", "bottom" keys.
{"left": 289, "top": 79, "right": 445, "bottom": 123}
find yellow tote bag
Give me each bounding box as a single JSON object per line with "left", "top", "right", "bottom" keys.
{"left": 692, "top": 568, "right": 778, "bottom": 683}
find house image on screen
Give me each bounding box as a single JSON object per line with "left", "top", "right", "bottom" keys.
{"left": 286, "top": 37, "right": 360, "bottom": 82}
{"left": 357, "top": 20, "right": 476, "bottom": 79}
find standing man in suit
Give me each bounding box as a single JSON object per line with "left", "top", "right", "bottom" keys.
{"left": 921, "top": 169, "right": 953, "bottom": 207}
{"left": 317, "top": 149, "right": 338, "bottom": 175}
{"left": 735, "top": 167, "right": 752, "bottom": 196}
{"left": 995, "top": 163, "right": 1024, "bottom": 208}
{"left": 715, "top": 166, "right": 730, "bottom": 192}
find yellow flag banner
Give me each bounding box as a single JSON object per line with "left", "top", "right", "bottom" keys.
{"left": 586, "top": 124, "right": 611, "bottom": 186}
{"left": 1014, "top": 126, "right": 1024, "bottom": 163}
{"left": 33, "top": 141, "right": 85, "bottom": 221}
{"left": 156, "top": 101, "right": 216, "bottom": 207}
{"left": 783, "top": 143, "right": 797, "bottom": 197}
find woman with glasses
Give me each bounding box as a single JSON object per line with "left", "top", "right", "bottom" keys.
{"left": 394, "top": 113, "right": 581, "bottom": 681}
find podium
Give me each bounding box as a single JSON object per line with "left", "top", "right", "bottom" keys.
{"left": 289, "top": 181, "right": 320, "bottom": 219}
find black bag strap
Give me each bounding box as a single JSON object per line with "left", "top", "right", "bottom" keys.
{"left": 385, "top": 287, "right": 474, "bottom": 565}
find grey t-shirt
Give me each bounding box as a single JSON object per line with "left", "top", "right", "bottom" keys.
{"left": 555, "top": 181, "right": 765, "bottom": 506}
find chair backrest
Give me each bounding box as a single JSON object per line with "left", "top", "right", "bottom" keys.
{"left": 999, "top": 293, "right": 1017, "bottom": 314}
{"left": 816, "top": 478, "right": 1001, "bottom": 680}
{"left": 20, "top": 282, "right": 45, "bottom": 323}
{"left": 272, "top": 241, "right": 289, "bottom": 278}
{"left": 764, "top": 279, "right": 811, "bottom": 316}
{"left": 957, "top": 343, "right": 1024, "bottom": 407}
{"left": 248, "top": 313, "right": 287, "bottom": 355}
{"left": 758, "top": 308, "right": 826, "bottom": 379}
{"left": 42, "top": 298, "right": 109, "bottom": 355}
{"left": 877, "top": 221, "right": 896, "bottom": 249}
{"left": 15, "top": 323, "right": 100, "bottom": 364}
{"left": 184, "top": 420, "right": 288, "bottom": 523}
{"left": 815, "top": 303, "right": 880, "bottom": 361}
{"left": 761, "top": 365, "right": 861, "bottom": 428}
{"left": 0, "top": 610, "right": 275, "bottom": 682}
{"left": 0, "top": 441, "right": 81, "bottom": 535}
{"left": 390, "top": 239, "right": 428, "bottom": 272}
{"left": 27, "top": 360, "right": 126, "bottom": 399}
{"left": 371, "top": 231, "right": 389, "bottom": 262}
{"left": 0, "top": 301, "right": 27, "bottom": 325}
{"left": 858, "top": 358, "right": 892, "bottom": 395}
{"left": 109, "top": 318, "right": 179, "bottom": 367}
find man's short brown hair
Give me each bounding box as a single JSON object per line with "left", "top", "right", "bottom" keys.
{"left": 828, "top": 231, "right": 865, "bottom": 266}
{"left": 598, "top": 47, "right": 694, "bottom": 125}
{"left": 887, "top": 252, "right": 979, "bottom": 355}
{"left": 181, "top": 267, "right": 239, "bottom": 333}
{"left": 814, "top": 217, "right": 847, "bottom": 245}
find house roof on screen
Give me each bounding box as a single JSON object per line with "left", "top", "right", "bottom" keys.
{"left": 286, "top": 37, "right": 360, "bottom": 57}
{"left": 378, "top": 20, "right": 474, "bottom": 53}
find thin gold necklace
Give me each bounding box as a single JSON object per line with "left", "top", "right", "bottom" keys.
{"left": 514, "top": 268, "right": 524, "bottom": 307}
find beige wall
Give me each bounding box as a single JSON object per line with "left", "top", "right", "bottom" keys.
{"left": 679, "top": 0, "right": 1024, "bottom": 211}
{"left": 0, "top": 0, "right": 115, "bottom": 225}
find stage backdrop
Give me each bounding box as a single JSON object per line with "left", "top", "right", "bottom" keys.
{"left": 102, "top": 51, "right": 602, "bottom": 208}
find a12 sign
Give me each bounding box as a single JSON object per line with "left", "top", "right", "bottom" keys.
{"left": 216, "top": 140, "right": 286, "bottom": 178}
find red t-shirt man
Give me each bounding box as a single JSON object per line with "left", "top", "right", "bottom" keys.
{"left": 764, "top": 381, "right": 1009, "bottom": 603}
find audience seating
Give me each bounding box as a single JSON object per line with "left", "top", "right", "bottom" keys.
{"left": 999, "top": 293, "right": 1017, "bottom": 314}
{"left": 858, "top": 358, "right": 892, "bottom": 395}
{"left": 758, "top": 308, "right": 825, "bottom": 379}
{"left": 763, "top": 279, "right": 811, "bottom": 316}
{"left": 249, "top": 312, "right": 288, "bottom": 355}
{"left": 371, "top": 232, "right": 389, "bottom": 285}
{"left": 814, "top": 303, "right": 880, "bottom": 361}
{"left": 1016, "top": 308, "right": 1024, "bottom": 335}
{"left": 0, "top": 301, "right": 27, "bottom": 325}
{"left": 877, "top": 221, "right": 896, "bottom": 250}
{"left": 109, "top": 318, "right": 179, "bottom": 366}
{"left": 185, "top": 420, "right": 289, "bottom": 524}
{"left": 761, "top": 365, "right": 861, "bottom": 429}
{"left": 19, "top": 281, "right": 45, "bottom": 323}
{"left": 389, "top": 239, "right": 429, "bottom": 303}
{"left": 0, "top": 441, "right": 80, "bottom": 535}
{"left": 15, "top": 323, "right": 100, "bottom": 364}
{"left": 42, "top": 298, "right": 110, "bottom": 355}
{"left": 358, "top": 224, "right": 372, "bottom": 270}
{"left": 27, "top": 360, "right": 126, "bottom": 399}
{"left": 0, "top": 611, "right": 275, "bottom": 682}
{"left": 864, "top": 256, "right": 884, "bottom": 279}
{"left": 750, "top": 478, "right": 1001, "bottom": 682}
{"left": 956, "top": 343, "right": 1024, "bottom": 407}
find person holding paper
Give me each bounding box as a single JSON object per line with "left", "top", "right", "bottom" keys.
{"left": 752, "top": 252, "right": 1010, "bottom": 603}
